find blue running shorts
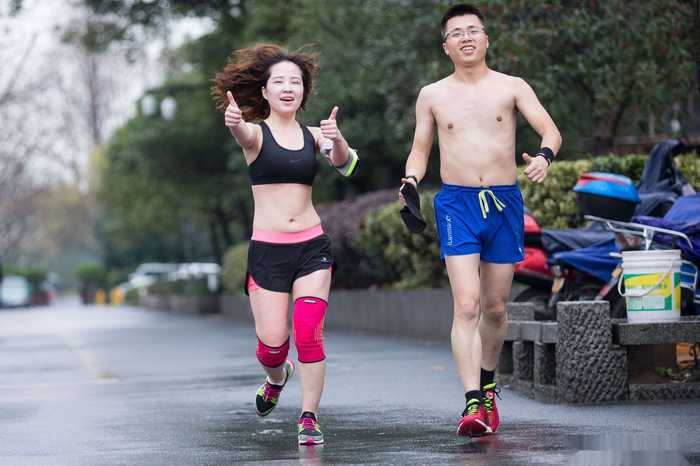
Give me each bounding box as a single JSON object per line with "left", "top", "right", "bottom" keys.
{"left": 433, "top": 183, "right": 525, "bottom": 263}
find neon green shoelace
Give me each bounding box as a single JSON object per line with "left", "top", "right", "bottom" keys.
{"left": 465, "top": 398, "right": 480, "bottom": 415}
{"left": 478, "top": 189, "right": 506, "bottom": 219}
{"left": 482, "top": 383, "right": 501, "bottom": 412}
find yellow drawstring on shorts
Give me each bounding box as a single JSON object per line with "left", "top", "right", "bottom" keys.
{"left": 478, "top": 189, "right": 506, "bottom": 219}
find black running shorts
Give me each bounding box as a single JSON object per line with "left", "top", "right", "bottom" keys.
{"left": 244, "top": 234, "right": 334, "bottom": 294}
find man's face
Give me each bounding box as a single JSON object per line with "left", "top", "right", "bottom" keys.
{"left": 442, "top": 14, "right": 489, "bottom": 65}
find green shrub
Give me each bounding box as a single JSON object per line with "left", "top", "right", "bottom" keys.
{"left": 355, "top": 191, "right": 447, "bottom": 289}
{"left": 518, "top": 158, "right": 591, "bottom": 228}
{"left": 12, "top": 267, "right": 47, "bottom": 289}
{"left": 148, "top": 279, "right": 175, "bottom": 296}
{"left": 182, "top": 277, "right": 214, "bottom": 296}
{"left": 222, "top": 242, "right": 249, "bottom": 294}
{"left": 518, "top": 152, "right": 697, "bottom": 228}
{"left": 74, "top": 261, "right": 107, "bottom": 287}
{"left": 677, "top": 153, "right": 699, "bottom": 189}
{"left": 106, "top": 268, "right": 129, "bottom": 289}
{"left": 318, "top": 189, "right": 396, "bottom": 288}
{"left": 124, "top": 288, "right": 139, "bottom": 305}
{"left": 589, "top": 153, "right": 647, "bottom": 180}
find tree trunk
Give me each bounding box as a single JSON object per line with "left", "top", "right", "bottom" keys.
{"left": 592, "top": 124, "right": 615, "bottom": 155}
{"left": 593, "top": 92, "right": 630, "bottom": 155}
{"left": 235, "top": 199, "right": 252, "bottom": 239}
{"left": 214, "top": 203, "right": 234, "bottom": 250}
{"left": 209, "top": 218, "right": 222, "bottom": 265}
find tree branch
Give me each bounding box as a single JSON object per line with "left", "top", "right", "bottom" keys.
{"left": 0, "top": 33, "right": 37, "bottom": 107}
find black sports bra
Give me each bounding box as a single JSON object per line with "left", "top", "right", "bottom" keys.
{"left": 249, "top": 121, "right": 317, "bottom": 186}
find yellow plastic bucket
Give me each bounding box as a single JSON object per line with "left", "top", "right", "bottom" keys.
{"left": 618, "top": 249, "right": 681, "bottom": 322}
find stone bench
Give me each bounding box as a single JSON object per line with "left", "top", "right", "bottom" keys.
{"left": 499, "top": 302, "right": 700, "bottom": 403}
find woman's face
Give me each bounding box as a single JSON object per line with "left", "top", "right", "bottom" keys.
{"left": 262, "top": 60, "right": 304, "bottom": 117}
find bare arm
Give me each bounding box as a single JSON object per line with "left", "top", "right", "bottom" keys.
{"left": 403, "top": 87, "right": 435, "bottom": 184}
{"left": 324, "top": 134, "right": 350, "bottom": 167}
{"left": 515, "top": 78, "right": 562, "bottom": 154}
{"left": 229, "top": 122, "right": 259, "bottom": 151}
{"left": 224, "top": 91, "right": 260, "bottom": 154}
{"left": 316, "top": 106, "right": 349, "bottom": 166}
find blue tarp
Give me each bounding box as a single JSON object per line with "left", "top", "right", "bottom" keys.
{"left": 634, "top": 194, "right": 700, "bottom": 263}
{"left": 550, "top": 238, "right": 620, "bottom": 283}
{"left": 662, "top": 193, "right": 700, "bottom": 228}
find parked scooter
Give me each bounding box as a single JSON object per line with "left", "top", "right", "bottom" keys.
{"left": 513, "top": 211, "right": 612, "bottom": 314}
{"left": 545, "top": 140, "right": 696, "bottom": 318}
{"left": 515, "top": 139, "right": 695, "bottom": 319}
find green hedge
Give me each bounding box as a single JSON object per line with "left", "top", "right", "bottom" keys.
{"left": 3, "top": 266, "right": 48, "bottom": 289}
{"left": 124, "top": 288, "right": 139, "bottom": 305}
{"left": 318, "top": 189, "right": 397, "bottom": 289}
{"left": 355, "top": 191, "right": 447, "bottom": 289}
{"left": 677, "top": 154, "right": 700, "bottom": 189}
{"left": 74, "top": 261, "right": 107, "bottom": 287}
{"left": 355, "top": 152, "right": 698, "bottom": 288}
{"left": 518, "top": 153, "right": 697, "bottom": 228}
{"left": 222, "top": 242, "right": 248, "bottom": 294}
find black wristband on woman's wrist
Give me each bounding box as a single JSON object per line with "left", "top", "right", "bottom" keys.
{"left": 536, "top": 147, "right": 555, "bottom": 166}
{"left": 405, "top": 175, "right": 418, "bottom": 184}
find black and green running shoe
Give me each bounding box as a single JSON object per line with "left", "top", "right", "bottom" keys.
{"left": 298, "top": 411, "right": 324, "bottom": 445}
{"left": 255, "top": 360, "right": 294, "bottom": 417}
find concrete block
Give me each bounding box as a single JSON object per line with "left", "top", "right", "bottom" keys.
{"left": 513, "top": 340, "right": 534, "bottom": 382}
{"left": 508, "top": 302, "right": 536, "bottom": 321}
{"left": 542, "top": 322, "right": 559, "bottom": 344}
{"left": 521, "top": 321, "right": 542, "bottom": 341}
{"left": 534, "top": 342, "right": 556, "bottom": 386}
{"left": 498, "top": 341, "right": 514, "bottom": 375}
{"left": 613, "top": 316, "right": 700, "bottom": 345}
{"left": 629, "top": 382, "right": 700, "bottom": 401}
{"left": 506, "top": 321, "right": 520, "bottom": 341}
{"left": 556, "top": 301, "right": 628, "bottom": 403}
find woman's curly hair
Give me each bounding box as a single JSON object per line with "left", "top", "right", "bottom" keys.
{"left": 212, "top": 44, "right": 319, "bottom": 121}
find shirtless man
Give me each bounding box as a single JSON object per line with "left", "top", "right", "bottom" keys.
{"left": 400, "top": 4, "right": 561, "bottom": 436}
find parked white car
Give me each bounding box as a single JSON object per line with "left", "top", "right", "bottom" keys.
{"left": 0, "top": 275, "right": 32, "bottom": 308}
{"left": 117, "top": 262, "right": 179, "bottom": 293}
{"left": 168, "top": 263, "right": 221, "bottom": 292}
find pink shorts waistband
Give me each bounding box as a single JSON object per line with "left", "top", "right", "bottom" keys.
{"left": 251, "top": 224, "right": 324, "bottom": 244}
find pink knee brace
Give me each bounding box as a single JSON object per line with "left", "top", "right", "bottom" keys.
{"left": 292, "top": 296, "right": 328, "bottom": 363}
{"left": 256, "top": 337, "right": 289, "bottom": 368}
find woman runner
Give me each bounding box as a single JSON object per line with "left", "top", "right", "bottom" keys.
{"left": 212, "top": 44, "right": 359, "bottom": 445}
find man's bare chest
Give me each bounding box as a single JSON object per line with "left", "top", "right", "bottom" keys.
{"left": 431, "top": 90, "right": 515, "bottom": 129}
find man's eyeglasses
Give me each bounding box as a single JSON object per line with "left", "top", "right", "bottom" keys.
{"left": 443, "top": 27, "right": 486, "bottom": 41}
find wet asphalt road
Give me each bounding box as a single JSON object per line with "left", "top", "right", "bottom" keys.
{"left": 1, "top": 298, "right": 699, "bottom": 465}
